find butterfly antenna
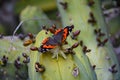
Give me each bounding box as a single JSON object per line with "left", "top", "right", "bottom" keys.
{"left": 12, "top": 18, "right": 55, "bottom": 40}
{"left": 12, "top": 21, "right": 24, "bottom": 40}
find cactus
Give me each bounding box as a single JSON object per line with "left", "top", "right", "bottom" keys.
{"left": 0, "top": 0, "right": 120, "bottom": 80}
{"left": 57, "top": 0, "right": 120, "bottom": 80}
{"left": 20, "top": 6, "right": 51, "bottom": 34}
{"left": 28, "top": 29, "right": 97, "bottom": 80}
{"left": 20, "top": 6, "right": 61, "bottom": 34}
{"left": 0, "top": 37, "right": 28, "bottom": 80}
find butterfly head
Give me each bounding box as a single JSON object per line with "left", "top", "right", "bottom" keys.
{"left": 38, "top": 45, "right": 49, "bottom": 53}
{"left": 65, "top": 25, "right": 74, "bottom": 32}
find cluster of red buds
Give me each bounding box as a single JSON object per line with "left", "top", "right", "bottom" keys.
{"left": 94, "top": 29, "right": 105, "bottom": 37}
{"left": 22, "top": 53, "right": 30, "bottom": 63}
{"left": 88, "top": 0, "right": 95, "bottom": 6}
{"left": 88, "top": 12, "right": 97, "bottom": 25}
{"left": 23, "top": 33, "right": 35, "bottom": 46}
{"left": 35, "top": 62, "right": 45, "bottom": 73}
{"left": 59, "top": 2, "right": 68, "bottom": 10}
{"left": 108, "top": 64, "right": 118, "bottom": 73}
{"left": 1, "top": 55, "right": 8, "bottom": 66}
{"left": 14, "top": 57, "right": 21, "bottom": 69}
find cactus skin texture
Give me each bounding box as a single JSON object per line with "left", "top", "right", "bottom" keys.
{"left": 0, "top": 37, "right": 28, "bottom": 80}
{"left": 57, "top": 0, "right": 120, "bottom": 80}
{"left": 29, "top": 28, "right": 97, "bottom": 80}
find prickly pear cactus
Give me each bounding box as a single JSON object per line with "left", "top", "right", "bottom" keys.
{"left": 1, "top": 0, "right": 120, "bottom": 80}
{"left": 28, "top": 28, "right": 97, "bottom": 80}
{"left": 0, "top": 37, "right": 28, "bottom": 80}
{"left": 57, "top": 0, "right": 120, "bottom": 80}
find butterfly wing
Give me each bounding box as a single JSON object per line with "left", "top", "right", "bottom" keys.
{"left": 62, "top": 26, "right": 74, "bottom": 42}
{"left": 39, "top": 26, "right": 73, "bottom": 53}
{"left": 53, "top": 29, "right": 63, "bottom": 45}
{"left": 44, "top": 37, "right": 58, "bottom": 45}
{"left": 38, "top": 44, "right": 56, "bottom": 53}
{"left": 62, "top": 27, "right": 69, "bottom": 42}
{"left": 39, "top": 36, "right": 58, "bottom": 53}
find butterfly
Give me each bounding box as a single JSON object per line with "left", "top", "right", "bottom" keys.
{"left": 38, "top": 25, "right": 74, "bottom": 53}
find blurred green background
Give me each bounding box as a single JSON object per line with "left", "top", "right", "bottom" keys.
{"left": 0, "top": 0, "right": 119, "bottom": 35}
{"left": 0, "top": 0, "right": 120, "bottom": 56}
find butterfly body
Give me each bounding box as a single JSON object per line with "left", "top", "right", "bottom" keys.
{"left": 38, "top": 26, "right": 74, "bottom": 54}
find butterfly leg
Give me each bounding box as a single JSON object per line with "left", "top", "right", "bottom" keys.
{"left": 60, "top": 51, "right": 67, "bottom": 59}
{"left": 51, "top": 47, "right": 66, "bottom": 59}
{"left": 52, "top": 52, "right": 58, "bottom": 60}
{"left": 51, "top": 49, "right": 58, "bottom": 59}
